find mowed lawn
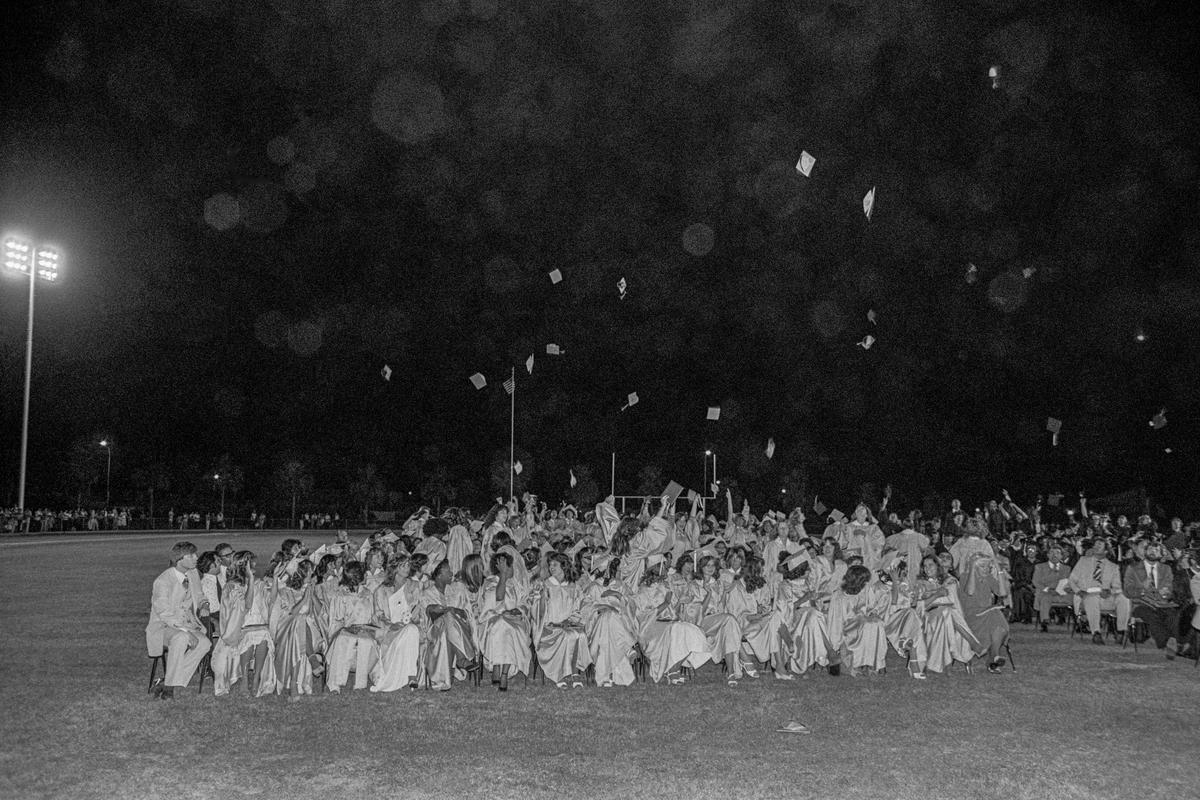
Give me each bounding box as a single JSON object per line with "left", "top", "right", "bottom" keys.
{"left": 1, "top": 532, "right": 1198, "bottom": 800}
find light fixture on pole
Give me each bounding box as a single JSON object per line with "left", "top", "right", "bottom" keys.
{"left": 213, "top": 473, "right": 226, "bottom": 517}
{"left": 99, "top": 439, "right": 112, "bottom": 506}
{"left": 3, "top": 236, "right": 60, "bottom": 511}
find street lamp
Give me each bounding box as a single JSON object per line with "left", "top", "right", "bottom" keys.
{"left": 213, "top": 473, "right": 226, "bottom": 517}
{"left": 99, "top": 439, "right": 112, "bottom": 506}
{"left": 3, "top": 236, "right": 60, "bottom": 511}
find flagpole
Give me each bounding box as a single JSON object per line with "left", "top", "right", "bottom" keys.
{"left": 610, "top": 452, "right": 615, "bottom": 497}
{"left": 509, "top": 366, "right": 515, "bottom": 500}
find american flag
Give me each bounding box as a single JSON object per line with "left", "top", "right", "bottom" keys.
{"left": 503, "top": 376, "right": 515, "bottom": 395}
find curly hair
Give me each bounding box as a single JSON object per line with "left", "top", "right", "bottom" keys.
{"left": 547, "top": 551, "right": 578, "bottom": 584}
{"left": 287, "top": 559, "right": 314, "bottom": 590}
{"left": 840, "top": 564, "right": 872, "bottom": 596}
{"left": 741, "top": 556, "right": 766, "bottom": 593}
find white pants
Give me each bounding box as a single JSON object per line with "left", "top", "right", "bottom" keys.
{"left": 164, "top": 629, "right": 211, "bottom": 688}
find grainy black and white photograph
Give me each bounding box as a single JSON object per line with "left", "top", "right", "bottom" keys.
{"left": 3, "top": 1, "right": 1200, "bottom": 798}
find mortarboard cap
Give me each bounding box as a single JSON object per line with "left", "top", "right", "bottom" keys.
{"left": 858, "top": 335, "right": 875, "bottom": 350}
{"left": 1150, "top": 409, "right": 1167, "bottom": 430}
{"left": 765, "top": 437, "right": 776, "bottom": 459}
{"left": 548, "top": 269, "right": 562, "bottom": 284}
{"left": 622, "top": 392, "right": 639, "bottom": 410}
{"left": 381, "top": 364, "right": 392, "bottom": 381}
{"left": 469, "top": 373, "right": 487, "bottom": 390}
{"left": 513, "top": 461, "right": 523, "bottom": 475}
{"left": 546, "top": 344, "right": 562, "bottom": 355}
{"left": 863, "top": 187, "right": 875, "bottom": 220}
{"left": 796, "top": 150, "right": 815, "bottom": 177}
{"left": 706, "top": 406, "right": 721, "bottom": 421}
{"left": 526, "top": 354, "right": 534, "bottom": 374}
{"left": 829, "top": 509, "right": 846, "bottom": 523}
{"left": 813, "top": 499, "right": 828, "bottom": 516}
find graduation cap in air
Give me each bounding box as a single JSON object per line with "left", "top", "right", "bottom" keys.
{"left": 380, "top": 364, "right": 392, "bottom": 381}
{"left": 863, "top": 187, "right": 876, "bottom": 220}
{"left": 1150, "top": 409, "right": 1167, "bottom": 430}
{"left": 813, "top": 499, "right": 828, "bottom": 516}
{"left": 546, "top": 344, "right": 562, "bottom": 355}
{"left": 1046, "top": 417, "right": 1062, "bottom": 446}
{"left": 513, "top": 461, "right": 523, "bottom": 475}
{"left": 469, "top": 373, "right": 487, "bottom": 390}
{"left": 829, "top": 509, "right": 846, "bottom": 523}
{"left": 617, "top": 277, "right": 627, "bottom": 299}
{"left": 858, "top": 335, "right": 875, "bottom": 350}
{"left": 707, "top": 406, "right": 721, "bottom": 421}
{"left": 621, "top": 392, "right": 639, "bottom": 411}
{"left": 525, "top": 354, "right": 534, "bottom": 374}
{"left": 795, "top": 150, "right": 815, "bottom": 177}
{"left": 765, "top": 438, "right": 776, "bottom": 459}
{"left": 548, "top": 269, "right": 562, "bottom": 284}
{"left": 569, "top": 469, "right": 577, "bottom": 488}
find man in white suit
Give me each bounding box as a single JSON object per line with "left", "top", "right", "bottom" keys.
{"left": 146, "top": 541, "right": 210, "bottom": 698}
{"left": 1068, "top": 538, "right": 1131, "bottom": 644}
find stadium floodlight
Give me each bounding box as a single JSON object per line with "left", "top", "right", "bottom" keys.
{"left": 4, "top": 235, "right": 62, "bottom": 511}
{"left": 99, "top": 440, "right": 113, "bottom": 506}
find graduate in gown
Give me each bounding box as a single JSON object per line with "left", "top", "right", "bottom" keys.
{"left": 727, "top": 556, "right": 790, "bottom": 679}
{"left": 774, "top": 551, "right": 833, "bottom": 675}
{"left": 211, "top": 551, "right": 278, "bottom": 697}
{"left": 957, "top": 553, "right": 1011, "bottom": 673}
{"left": 914, "top": 555, "right": 978, "bottom": 674}
{"left": 324, "top": 561, "right": 380, "bottom": 692}
{"left": 631, "top": 569, "right": 709, "bottom": 684}
{"left": 368, "top": 557, "right": 422, "bottom": 692}
{"left": 271, "top": 559, "right": 325, "bottom": 696}
{"left": 580, "top": 555, "right": 638, "bottom": 687}
{"left": 832, "top": 505, "right": 886, "bottom": 571}
{"left": 827, "top": 565, "right": 890, "bottom": 676}
{"left": 532, "top": 552, "right": 593, "bottom": 687}
{"left": 425, "top": 557, "right": 480, "bottom": 691}
{"left": 480, "top": 550, "right": 532, "bottom": 691}
{"left": 679, "top": 555, "right": 745, "bottom": 685}
{"left": 882, "top": 559, "right": 929, "bottom": 679}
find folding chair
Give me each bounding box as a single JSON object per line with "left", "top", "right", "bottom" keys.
{"left": 148, "top": 649, "right": 168, "bottom": 693}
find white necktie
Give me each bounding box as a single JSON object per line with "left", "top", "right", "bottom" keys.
{"left": 1150, "top": 565, "right": 1156, "bottom": 590}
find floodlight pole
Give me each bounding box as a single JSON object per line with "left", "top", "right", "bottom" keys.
{"left": 16, "top": 262, "right": 35, "bottom": 511}
{"left": 508, "top": 367, "right": 515, "bottom": 501}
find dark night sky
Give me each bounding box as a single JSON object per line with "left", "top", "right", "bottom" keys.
{"left": 3, "top": 0, "right": 1200, "bottom": 514}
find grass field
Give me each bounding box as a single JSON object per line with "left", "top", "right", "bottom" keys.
{"left": 1, "top": 531, "right": 1197, "bottom": 800}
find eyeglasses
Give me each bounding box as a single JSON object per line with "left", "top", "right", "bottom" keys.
{"left": 218, "top": 551, "right": 233, "bottom": 558}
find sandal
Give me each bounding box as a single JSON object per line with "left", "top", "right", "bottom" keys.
{"left": 555, "top": 680, "right": 569, "bottom": 689}
{"left": 666, "top": 671, "right": 686, "bottom": 685}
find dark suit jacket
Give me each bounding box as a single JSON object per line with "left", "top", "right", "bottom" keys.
{"left": 1122, "top": 561, "right": 1176, "bottom": 608}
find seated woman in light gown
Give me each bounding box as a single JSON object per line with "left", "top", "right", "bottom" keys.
{"left": 271, "top": 559, "right": 326, "bottom": 696}
{"left": 814, "top": 538, "right": 848, "bottom": 607}
{"left": 631, "top": 566, "right": 709, "bottom": 685}
{"left": 324, "top": 561, "right": 380, "bottom": 692}
{"left": 532, "top": 552, "right": 593, "bottom": 688}
{"left": 914, "top": 554, "right": 978, "bottom": 675}
{"left": 957, "top": 552, "right": 1011, "bottom": 673}
{"left": 726, "top": 556, "right": 789, "bottom": 679}
{"left": 580, "top": 554, "right": 638, "bottom": 687}
{"left": 827, "top": 564, "right": 889, "bottom": 677}
{"left": 425, "top": 557, "right": 480, "bottom": 691}
{"left": 882, "top": 558, "right": 929, "bottom": 679}
{"left": 679, "top": 555, "right": 745, "bottom": 686}
{"left": 368, "top": 556, "right": 422, "bottom": 692}
{"left": 774, "top": 550, "right": 834, "bottom": 676}
{"left": 212, "top": 551, "right": 278, "bottom": 697}
{"left": 480, "top": 550, "right": 532, "bottom": 692}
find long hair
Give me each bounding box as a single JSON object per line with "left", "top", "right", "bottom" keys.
{"left": 489, "top": 531, "right": 514, "bottom": 553}
{"left": 821, "top": 537, "right": 843, "bottom": 562}
{"left": 920, "top": 555, "right": 946, "bottom": 585}
{"left": 340, "top": 561, "right": 365, "bottom": 592}
{"left": 316, "top": 554, "right": 340, "bottom": 583}
{"left": 408, "top": 553, "right": 429, "bottom": 577}
{"left": 458, "top": 554, "right": 485, "bottom": 592}
{"left": 741, "top": 556, "right": 766, "bottom": 593}
{"left": 696, "top": 555, "right": 721, "bottom": 581}
{"left": 609, "top": 517, "right": 641, "bottom": 557}
{"left": 840, "top": 564, "right": 872, "bottom": 595}
{"left": 547, "top": 551, "right": 578, "bottom": 584}
{"left": 481, "top": 503, "right": 507, "bottom": 531}
{"left": 602, "top": 557, "right": 622, "bottom": 587}
{"left": 287, "top": 559, "right": 314, "bottom": 591}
